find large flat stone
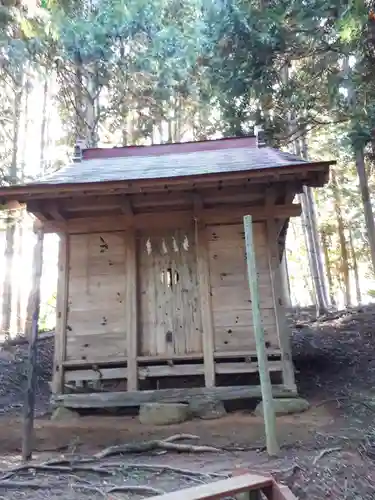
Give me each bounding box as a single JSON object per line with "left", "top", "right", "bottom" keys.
{"left": 255, "top": 398, "right": 310, "bottom": 417}
{"left": 51, "top": 406, "right": 80, "bottom": 421}
{"left": 139, "top": 402, "right": 190, "bottom": 425}
{"left": 189, "top": 399, "right": 227, "bottom": 420}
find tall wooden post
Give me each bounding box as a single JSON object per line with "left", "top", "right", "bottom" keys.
{"left": 196, "top": 221, "right": 215, "bottom": 388}
{"left": 22, "top": 224, "right": 44, "bottom": 462}
{"left": 52, "top": 233, "right": 69, "bottom": 394}
{"left": 266, "top": 219, "right": 297, "bottom": 393}
{"left": 126, "top": 229, "right": 138, "bottom": 391}
{"left": 243, "top": 215, "right": 279, "bottom": 456}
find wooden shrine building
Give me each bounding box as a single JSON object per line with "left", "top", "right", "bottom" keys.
{"left": 0, "top": 135, "right": 333, "bottom": 409}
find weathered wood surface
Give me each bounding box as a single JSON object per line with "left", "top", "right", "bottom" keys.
{"left": 62, "top": 348, "right": 282, "bottom": 367}
{"left": 41, "top": 204, "right": 301, "bottom": 233}
{"left": 52, "top": 233, "right": 69, "bottom": 393}
{"left": 208, "top": 223, "right": 278, "bottom": 352}
{"left": 139, "top": 227, "right": 202, "bottom": 357}
{"left": 22, "top": 227, "right": 44, "bottom": 462}
{"left": 244, "top": 215, "right": 278, "bottom": 456}
{"left": 63, "top": 360, "right": 284, "bottom": 383}
{"left": 148, "top": 474, "right": 273, "bottom": 500}
{"left": 125, "top": 229, "right": 138, "bottom": 390}
{"left": 53, "top": 384, "right": 295, "bottom": 408}
{"left": 266, "top": 219, "right": 296, "bottom": 393}
{"left": 196, "top": 222, "right": 215, "bottom": 387}
{"left": 66, "top": 232, "right": 128, "bottom": 362}
{"left": 16, "top": 165, "right": 324, "bottom": 201}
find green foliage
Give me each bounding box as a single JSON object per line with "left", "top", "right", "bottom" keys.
{"left": 0, "top": 0, "right": 375, "bottom": 308}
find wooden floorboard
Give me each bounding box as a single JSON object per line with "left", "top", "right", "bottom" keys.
{"left": 53, "top": 384, "right": 296, "bottom": 409}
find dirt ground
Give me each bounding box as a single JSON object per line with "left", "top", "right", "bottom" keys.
{"left": 0, "top": 306, "right": 375, "bottom": 498}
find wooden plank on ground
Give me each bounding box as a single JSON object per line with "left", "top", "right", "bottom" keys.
{"left": 272, "top": 483, "right": 298, "bottom": 500}
{"left": 147, "top": 474, "right": 273, "bottom": 500}
{"left": 52, "top": 384, "right": 295, "bottom": 408}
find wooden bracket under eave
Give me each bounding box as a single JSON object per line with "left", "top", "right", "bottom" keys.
{"left": 46, "top": 202, "right": 66, "bottom": 222}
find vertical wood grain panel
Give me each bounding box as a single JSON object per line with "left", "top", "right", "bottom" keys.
{"left": 196, "top": 223, "right": 215, "bottom": 387}
{"left": 52, "top": 233, "right": 69, "bottom": 394}
{"left": 126, "top": 230, "right": 138, "bottom": 391}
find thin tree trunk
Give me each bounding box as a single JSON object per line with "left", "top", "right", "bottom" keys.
{"left": 1, "top": 84, "right": 23, "bottom": 338}
{"left": 355, "top": 148, "right": 375, "bottom": 275}
{"left": 331, "top": 170, "right": 351, "bottom": 307}
{"left": 24, "top": 79, "right": 48, "bottom": 334}
{"left": 349, "top": 228, "right": 362, "bottom": 306}
{"left": 291, "top": 219, "right": 314, "bottom": 305}
{"left": 2, "top": 219, "right": 16, "bottom": 338}
{"left": 16, "top": 78, "right": 31, "bottom": 334}
{"left": 343, "top": 57, "right": 375, "bottom": 276}
{"left": 299, "top": 193, "right": 326, "bottom": 314}
{"left": 321, "top": 230, "right": 336, "bottom": 308}
{"left": 288, "top": 108, "right": 327, "bottom": 314}
{"left": 39, "top": 78, "right": 48, "bottom": 175}
{"left": 300, "top": 135, "right": 330, "bottom": 308}
{"left": 16, "top": 219, "right": 24, "bottom": 334}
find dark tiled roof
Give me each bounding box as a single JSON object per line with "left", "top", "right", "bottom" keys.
{"left": 34, "top": 146, "right": 316, "bottom": 186}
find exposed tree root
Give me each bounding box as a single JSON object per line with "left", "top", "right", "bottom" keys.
{"left": 313, "top": 447, "right": 342, "bottom": 465}
{"left": 72, "top": 482, "right": 164, "bottom": 496}
{"left": 93, "top": 433, "right": 220, "bottom": 460}
{"left": 0, "top": 480, "right": 62, "bottom": 490}
{"left": 0, "top": 434, "right": 224, "bottom": 494}
{"left": 96, "top": 461, "right": 227, "bottom": 478}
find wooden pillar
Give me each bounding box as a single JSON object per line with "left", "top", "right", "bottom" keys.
{"left": 196, "top": 221, "right": 215, "bottom": 388}
{"left": 126, "top": 229, "right": 138, "bottom": 391}
{"left": 22, "top": 225, "right": 44, "bottom": 462}
{"left": 266, "top": 218, "right": 297, "bottom": 393}
{"left": 243, "top": 215, "right": 279, "bottom": 456}
{"left": 52, "top": 233, "right": 69, "bottom": 394}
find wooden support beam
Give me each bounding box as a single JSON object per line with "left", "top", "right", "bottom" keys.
{"left": 266, "top": 218, "right": 296, "bottom": 393}
{"left": 27, "top": 201, "right": 50, "bottom": 222}
{"left": 243, "top": 215, "right": 279, "bottom": 457}
{"left": 196, "top": 222, "right": 215, "bottom": 388}
{"left": 125, "top": 229, "right": 138, "bottom": 391}
{"left": 40, "top": 204, "right": 302, "bottom": 234}
{"left": 52, "top": 384, "right": 295, "bottom": 409}
{"left": 22, "top": 226, "right": 44, "bottom": 462}
{"left": 63, "top": 188, "right": 264, "bottom": 213}
{"left": 52, "top": 233, "right": 70, "bottom": 394}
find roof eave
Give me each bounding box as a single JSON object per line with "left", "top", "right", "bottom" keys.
{"left": 0, "top": 160, "right": 334, "bottom": 203}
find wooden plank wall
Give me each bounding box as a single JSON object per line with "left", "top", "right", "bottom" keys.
{"left": 66, "top": 231, "right": 128, "bottom": 362}
{"left": 138, "top": 227, "right": 203, "bottom": 357}
{"left": 207, "top": 223, "right": 279, "bottom": 352}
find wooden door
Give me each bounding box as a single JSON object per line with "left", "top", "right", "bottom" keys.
{"left": 139, "top": 227, "right": 203, "bottom": 357}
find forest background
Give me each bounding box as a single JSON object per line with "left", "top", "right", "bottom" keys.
{"left": 0, "top": 0, "right": 374, "bottom": 336}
